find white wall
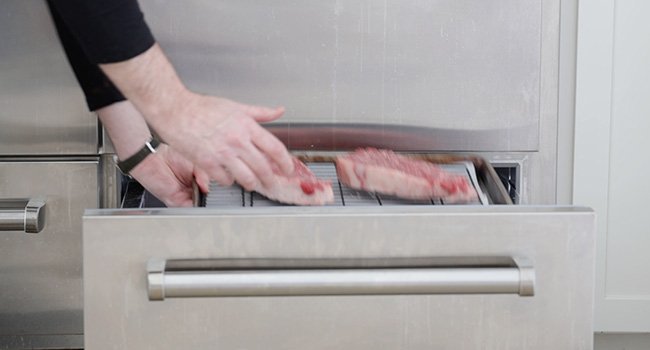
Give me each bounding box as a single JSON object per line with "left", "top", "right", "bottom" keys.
{"left": 574, "top": 0, "right": 650, "bottom": 346}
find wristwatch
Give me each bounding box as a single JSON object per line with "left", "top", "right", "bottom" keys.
{"left": 116, "top": 138, "right": 161, "bottom": 175}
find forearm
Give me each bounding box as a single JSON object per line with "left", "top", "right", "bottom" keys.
{"left": 98, "top": 42, "right": 293, "bottom": 189}
{"left": 50, "top": 0, "right": 292, "bottom": 192}
{"left": 96, "top": 100, "right": 207, "bottom": 207}
{"left": 96, "top": 101, "right": 153, "bottom": 160}
{"left": 99, "top": 44, "right": 192, "bottom": 140}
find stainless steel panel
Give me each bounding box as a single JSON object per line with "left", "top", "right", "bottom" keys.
{"left": 0, "top": 160, "right": 98, "bottom": 348}
{"left": 98, "top": 154, "right": 121, "bottom": 209}
{"left": 142, "top": 0, "right": 546, "bottom": 151}
{"left": 267, "top": 123, "right": 534, "bottom": 152}
{"left": 84, "top": 206, "right": 595, "bottom": 349}
{"left": 0, "top": 1, "right": 97, "bottom": 155}
{"left": 147, "top": 256, "right": 534, "bottom": 299}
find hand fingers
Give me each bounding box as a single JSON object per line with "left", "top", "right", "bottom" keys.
{"left": 200, "top": 152, "right": 235, "bottom": 187}
{"left": 193, "top": 167, "right": 212, "bottom": 194}
{"left": 161, "top": 145, "right": 199, "bottom": 187}
{"left": 237, "top": 143, "right": 277, "bottom": 187}
{"left": 223, "top": 157, "right": 259, "bottom": 191}
{"left": 250, "top": 123, "right": 294, "bottom": 175}
{"left": 240, "top": 104, "right": 285, "bottom": 123}
{"left": 165, "top": 197, "right": 193, "bottom": 208}
{"left": 210, "top": 164, "right": 235, "bottom": 187}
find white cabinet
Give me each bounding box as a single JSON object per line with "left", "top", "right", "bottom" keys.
{"left": 574, "top": 0, "right": 650, "bottom": 333}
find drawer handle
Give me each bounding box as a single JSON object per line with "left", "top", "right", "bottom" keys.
{"left": 0, "top": 198, "right": 46, "bottom": 233}
{"left": 147, "top": 257, "right": 534, "bottom": 301}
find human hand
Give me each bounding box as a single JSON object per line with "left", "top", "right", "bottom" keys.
{"left": 157, "top": 94, "right": 294, "bottom": 191}
{"left": 129, "top": 143, "right": 210, "bottom": 207}
{"left": 95, "top": 99, "right": 209, "bottom": 207}
{"left": 99, "top": 45, "right": 293, "bottom": 190}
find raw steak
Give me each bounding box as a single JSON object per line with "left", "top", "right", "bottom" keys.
{"left": 335, "top": 148, "right": 478, "bottom": 203}
{"left": 255, "top": 157, "right": 334, "bottom": 206}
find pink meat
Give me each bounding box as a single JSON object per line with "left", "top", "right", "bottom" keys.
{"left": 255, "top": 157, "right": 334, "bottom": 206}
{"left": 336, "top": 148, "right": 478, "bottom": 203}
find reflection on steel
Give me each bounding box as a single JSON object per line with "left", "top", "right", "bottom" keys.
{"left": 143, "top": 0, "right": 543, "bottom": 152}
{"left": 147, "top": 257, "right": 535, "bottom": 300}
{"left": 266, "top": 123, "right": 538, "bottom": 152}
{"left": 0, "top": 198, "right": 46, "bottom": 234}
{"left": 0, "top": 1, "right": 97, "bottom": 155}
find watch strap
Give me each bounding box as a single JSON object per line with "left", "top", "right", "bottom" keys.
{"left": 117, "top": 138, "right": 161, "bottom": 174}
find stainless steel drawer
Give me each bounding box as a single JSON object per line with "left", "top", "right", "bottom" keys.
{"left": 83, "top": 206, "right": 595, "bottom": 350}
{"left": 0, "top": 160, "right": 99, "bottom": 348}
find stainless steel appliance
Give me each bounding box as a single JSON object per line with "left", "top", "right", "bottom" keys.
{"left": 85, "top": 151, "right": 595, "bottom": 350}
{"left": 81, "top": 0, "right": 594, "bottom": 349}
{"left": 2, "top": 0, "right": 591, "bottom": 349}
{"left": 0, "top": 161, "right": 99, "bottom": 349}
{"left": 0, "top": 1, "right": 116, "bottom": 348}
{"left": 138, "top": 0, "right": 560, "bottom": 205}
{"left": 84, "top": 204, "right": 594, "bottom": 349}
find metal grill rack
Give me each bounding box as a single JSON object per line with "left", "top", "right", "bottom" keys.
{"left": 204, "top": 162, "right": 488, "bottom": 208}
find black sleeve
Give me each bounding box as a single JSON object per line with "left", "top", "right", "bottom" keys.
{"left": 46, "top": 0, "right": 155, "bottom": 64}
{"left": 47, "top": 1, "right": 126, "bottom": 111}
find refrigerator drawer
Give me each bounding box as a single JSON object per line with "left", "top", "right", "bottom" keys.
{"left": 83, "top": 206, "right": 595, "bottom": 350}
{"left": 0, "top": 160, "right": 98, "bottom": 348}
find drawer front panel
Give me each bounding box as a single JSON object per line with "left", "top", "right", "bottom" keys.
{"left": 0, "top": 161, "right": 98, "bottom": 341}
{"left": 84, "top": 207, "right": 595, "bottom": 350}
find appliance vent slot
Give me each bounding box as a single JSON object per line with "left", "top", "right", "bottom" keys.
{"left": 492, "top": 163, "right": 520, "bottom": 204}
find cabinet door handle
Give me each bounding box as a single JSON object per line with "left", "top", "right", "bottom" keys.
{"left": 0, "top": 198, "right": 46, "bottom": 233}
{"left": 147, "top": 257, "right": 534, "bottom": 301}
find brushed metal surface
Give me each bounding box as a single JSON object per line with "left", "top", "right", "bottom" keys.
{"left": 0, "top": 161, "right": 98, "bottom": 348}
{"left": 147, "top": 257, "right": 534, "bottom": 299}
{"left": 24, "top": 198, "right": 47, "bottom": 233}
{"left": 142, "top": 0, "right": 544, "bottom": 151}
{"left": 0, "top": 0, "right": 97, "bottom": 155}
{"left": 98, "top": 154, "right": 121, "bottom": 209}
{"left": 0, "top": 198, "right": 46, "bottom": 233}
{"left": 84, "top": 206, "right": 595, "bottom": 349}
{"left": 0, "top": 200, "right": 28, "bottom": 232}
{"left": 267, "top": 123, "right": 535, "bottom": 152}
